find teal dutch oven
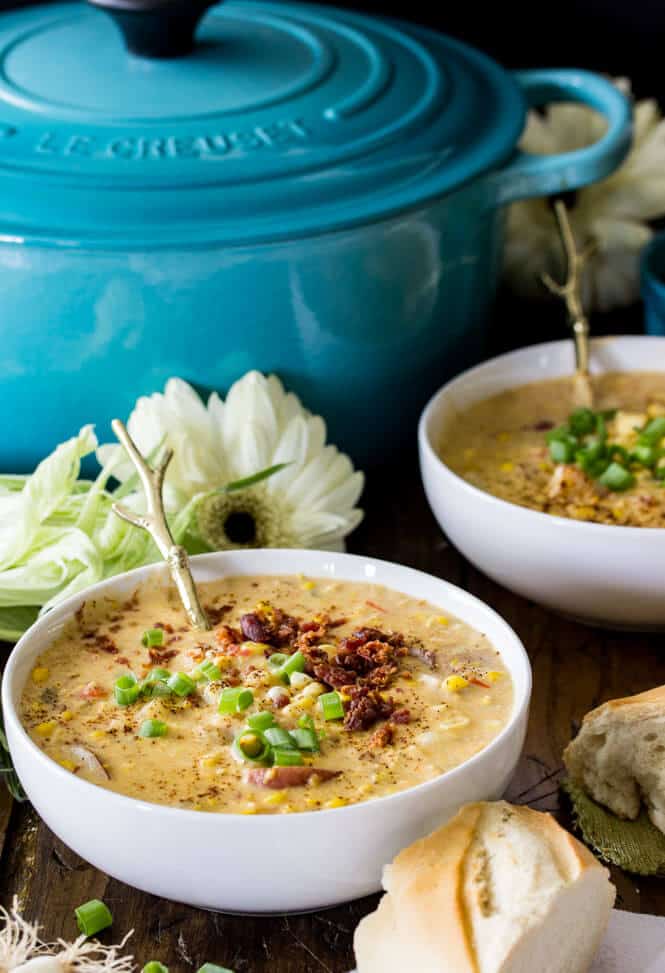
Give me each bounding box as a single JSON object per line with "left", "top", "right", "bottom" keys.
{"left": 0, "top": 0, "right": 631, "bottom": 469}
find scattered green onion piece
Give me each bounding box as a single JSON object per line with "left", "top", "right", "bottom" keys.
{"left": 233, "top": 732, "right": 270, "bottom": 764}
{"left": 606, "top": 444, "right": 630, "bottom": 465}
{"left": 145, "top": 667, "right": 171, "bottom": 682}
{"left": 289, "top": 727, "right": 320, "bottom": 752}
{"left": 595, "top": 412, "right": 608, "bottom": 443}
{"left": 599, "top": 462, "right": 636, "bottom": 492}
{"left": 141, "top": 628, "right": 164, "bottom": 648}
{"left": 143, "top": 964, "right": 168, "bottom": 973}
{"left": 195, "top": 660, "right": 223, "bottom": 683}
{"left": 549, "top": 437, "right": 576, "bottom": 464}
{"left": 640, "top": 416, "right": 665, "bottom": 444}
{"left": 247, "top": 711, "right": 276, "bottom": 732}
{"left": 298, "top": 713, "right": 316, "bottom": 731}
{"left": 114, "top": 674, "right": 140, "bottom": 706}
{"left": 568, "top": 407, "right": 596, "bottom": 437}
{"left": 279, "top": 650, "right": 306, "bottom": 683}
{"left": 319, "top": 691, "right": 345, "bottom": 722}
{"left": 546, "top": 425, "right": 571, "bottom": 443}
{"left": 267, "top": 653, "right": 288, "bottom": 672}
{"left": 196, "top": 965, "right": 235, "bottom": 973}
{"left": 632, "top": 443, "right": 657, "bottom": 467}
{"left": 273, "top": 748, "right": 304, "bottom": 766}
{"left": 218, "top": 686, "right": 254, "bottom": 715}
{"left": 75, "top": 899, "right": 113, "bottom": 938}
{"left": 140, "top": 679, "right": 172, "bottom": 699}
{"left": 167, "top": 672, "right": 197, "bottom": 697}
{"left": 264, "top": 727, "right": 295, "bottom": 749}
{"left": 138, "top": 719, "right": 168, "bottom": 738}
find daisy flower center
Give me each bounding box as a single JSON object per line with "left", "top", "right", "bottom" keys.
{"left": 196, "top": 489, "right": 296, "bottom": 550}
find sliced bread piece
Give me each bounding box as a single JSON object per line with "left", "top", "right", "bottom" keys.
{"left": 354, "top": 800, "right": 614, "bottom": 973}
{"left": 564, "top": 685, "right": 665, "bottom": 833}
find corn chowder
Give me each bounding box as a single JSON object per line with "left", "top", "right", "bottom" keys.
{"left": 441, "top": 372, "right": 665, "bottom": 527}
{"left": 20, "top": 575, "right": 512, "bottom": 815}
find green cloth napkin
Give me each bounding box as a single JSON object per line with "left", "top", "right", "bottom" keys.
{"left": 562, "top": 778, "right": 665, "bottom": 876}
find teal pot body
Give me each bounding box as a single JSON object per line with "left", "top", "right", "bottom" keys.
{"left": 0, "top": 3, "right": 632, "bottom": 470}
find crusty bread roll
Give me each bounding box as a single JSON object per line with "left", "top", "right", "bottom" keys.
{"left": 564, "top": 684, "right": 665, "bottom": 833}
{"left": 354, "top": 801, "right": 614, "bottom": 973}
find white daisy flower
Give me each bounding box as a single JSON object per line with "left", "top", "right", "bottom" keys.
{"left": 98, "top": 373, "right": 364, "bottom": 552}
{"left": 504, "top": 79, "right": 665, "bottom": 312}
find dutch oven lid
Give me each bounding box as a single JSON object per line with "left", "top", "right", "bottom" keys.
{"left": 0, "top": 0, "right": 526, "bottom": 247}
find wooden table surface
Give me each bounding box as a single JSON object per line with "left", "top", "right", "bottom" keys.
{"left": 2, "top": 442, "right": 665, "bottom": 971}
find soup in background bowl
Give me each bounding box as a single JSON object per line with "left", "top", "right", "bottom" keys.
{"left": 419, "top": 336, "right": 665, "bottom": 630}
{"left": 3, "top": 549, "right": 530, "bottom": 913}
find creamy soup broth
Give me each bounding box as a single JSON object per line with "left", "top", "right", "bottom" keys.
{"left": 441, "top": 372, "right": 665, "bottom": 527}
{"left": 20, "top": 575, "right": 512, "bottom": 814}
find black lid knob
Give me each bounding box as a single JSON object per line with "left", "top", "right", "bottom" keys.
{"left": 87, "top": 0, "right": 217, "bottom": 59}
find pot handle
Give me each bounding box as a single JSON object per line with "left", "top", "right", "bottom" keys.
{"left": 489, "top": 68, "right": 632, "bottom": 206}
{"left": 86, "top": 0, "right": 217, "bottom": 58}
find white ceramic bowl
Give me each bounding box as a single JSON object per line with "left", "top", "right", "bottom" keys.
{"left": 419, "top": 335, "right": 665, "bottom": 630}
{"left": 3, "top": 548, "right": 530, "bottom": 913}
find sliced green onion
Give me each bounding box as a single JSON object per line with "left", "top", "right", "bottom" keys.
{"left": 143, "top": 964, "right": 169, "bottom": 973}
{"left": 264, "top": 727, "right": 295, "bottom": 749}
{"left": 568, "top": 407, "right": 596, "bottom": 437}
{"left": 167, "top": 672, "right": 197, "bottom": 697}
{"left": 114, "top": 673, "right": 140, "bottom": 706}
{"left": 279, "top": 650, "right": 306, "bottom": 682}
{"left": 247, "top": 711, "right": 276, "bottom": 732}
{"left": 145, "top": 667, "right": 171, "bottom": 682}
{"left": 298, "top": 713, "right": 316, "bottom": 731}
{"left": 267, "top": 653, "right": 288, "bottom": 672}
{"left": 141, "top": 628, "right": 164, "bottom": 648}
{"left": 549, "top": 437, "right": 576, "bottom": 464}
{"left": 75, "top": 899, "right": 113, "bottom": 937}
{"left": 196, "top": 965, "right": 234, "bottom": 973}
{"left": 273, "top": 748, "right": 304, "bottom": 766}
{"left": 289, "top": 727, "right": 320, "bottom": 752}
{"left": 599, "top": 462, "right": 636, "bottom": 492}
{"left": 632, "top": 443, "right": 657, "bottom": 467}
{"left": 640, "top": 416, "right": 665, "bottom": 444}
{"left": 218, "top": 686, "right": 254, "bottom": 715}
{"left": 546, "top": 424, "right": 571, "bottom": 443}
{"left": 233, "top": 731, "right": 270, "bottom": 764}
{"left": 138, "top": 719, "right": 168, "bottom": 738}
{"left": 319, "top": 690, "right": 345, "bottom": 721}
{"left": 195, "top": 660, "right": 223, "bottom": 683}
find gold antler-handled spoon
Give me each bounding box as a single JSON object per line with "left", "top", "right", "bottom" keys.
{"left": 541, "top": 199, "right": 596, "bottom": 407}
{"left": 111, "top": 419, "right": 211, "bottom": 631}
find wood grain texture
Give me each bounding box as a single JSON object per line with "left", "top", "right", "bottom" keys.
{"left": 2, "top": 452, "right": 665, "bottom": 969}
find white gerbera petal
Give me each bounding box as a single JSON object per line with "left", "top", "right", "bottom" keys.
{"left": 98, "top": 372, "right": 364, "bottom": 551}
{"left": 504, "top": 77, "right": 665, "bottom": 312}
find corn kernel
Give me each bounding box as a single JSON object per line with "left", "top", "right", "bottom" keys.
{"left": 290, "top": 672, "right": 312, "bottom": 690}
{"left": 301, "top": 580, "right": 315, "bottom": 591}
{"left": 435, "top": 615, "right": 449, "bottom": 626}
{"left": 301, "top": 681, "right": 325, "bottom": 698}
{"left": 58, "top": 759, "right": 76, "bottom": 771}
{"left": 325, "top": 797, "right": 349, "bottom": 809}
{"left": 241, "top": 804, "right": 258, "bottom": 815}
{"left": 240, "top": 641, "right": 270, "bottom": 656}
{"left": 445, "top": 675, "right": 469, "bottom": 692}
{"left": 486, "top": 670, "right": 503, "bottom": 683}
{"left": 572, "top": 505, "right": 596, "bottom": 521}
{"left": 61, "top": 710, "right": 74, "bottom": 722}
{"left": 538, "top": 461, "right": 550, "bottom": 472}
{"left": 90, "top": 729, "right": 106, "bottom": 740}
{"left": 201, "top": 755, "right": 221, "bottom": 768}
{"left": 497, "top": 432, "right": 511, "bottom": 442}
{"left": 611, "top": 505, "right": 625, "bottom": 520}
{"left": 463, "top": 447, "right": 476, "bottom": 461}
{"left": 31, "top": 667, "right": 49, "bottom": 684}
{"left": 264, "top": 790, "right": 287, "bottom": 806}
{"left": 296, "top": 695, "right": 315, "bottom": 711}
{"left": 500, "top": 461, "right": 514, "bottom": 473}
{"left": 35, "top": 720, "right": 57, "bottom": 737}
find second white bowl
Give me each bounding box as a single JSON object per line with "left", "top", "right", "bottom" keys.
{"left": 419, "top": 335, "right": 665, "bottom": 630}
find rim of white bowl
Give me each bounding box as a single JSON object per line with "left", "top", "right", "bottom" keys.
{"left": 419, "top": 335, "right": 665, "bottom": 538}
{"left": 3, "top": 549, "right": 531, "bottom": 822}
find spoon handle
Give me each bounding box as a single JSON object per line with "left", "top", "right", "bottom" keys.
{"left": 111, "top": 419, "right": 211, "bottom": 631}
